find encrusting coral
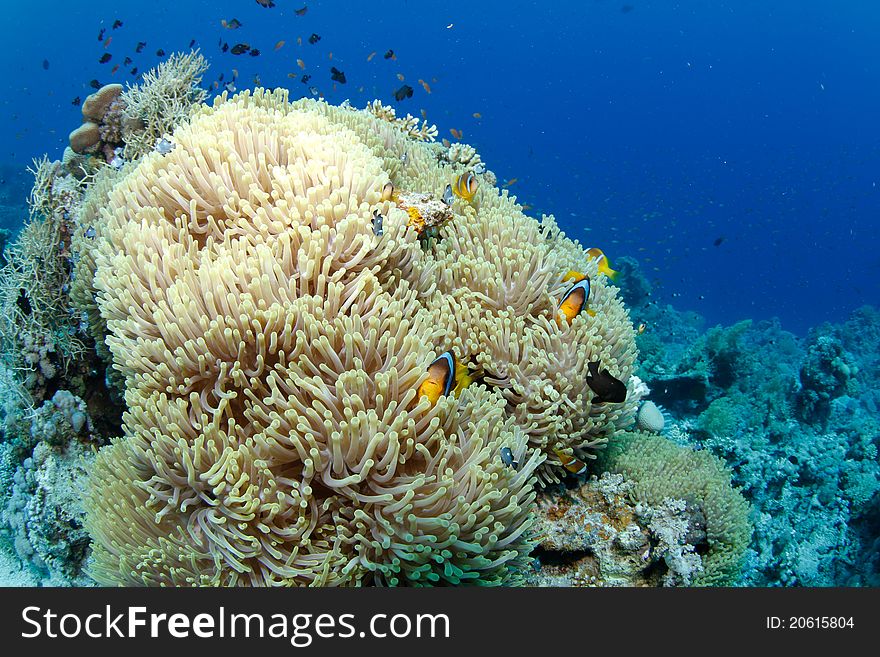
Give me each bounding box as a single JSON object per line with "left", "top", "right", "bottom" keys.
{"left": 597, "top": 431, "right": 752, "bottom": 585}
{"left": 80, "top": 88, "right": 639, "bottom": 586}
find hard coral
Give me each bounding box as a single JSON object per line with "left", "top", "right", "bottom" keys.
{"left": 83, "top": 89, "right": 638, "bottom": 586}
{"left": 597, "top": 431, "right": 752, "bottom": 585}
{"left": 120, "top": 51, "right": 209, "bottom": 160}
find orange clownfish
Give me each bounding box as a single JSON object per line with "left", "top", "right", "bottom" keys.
{"left": 557, "top": 274, "right": 595, "bottom": 324}
{"left": 417, "top": 351, "right": 478, "bottom": 405}
{"left": 554, "top": 449, "right": 587, "bottom": 475}
{"left": 586, "top": 247, "right": 618, "bottom": 280}
{"left": 452, "top": 171, "right": 478, "bottom": 202}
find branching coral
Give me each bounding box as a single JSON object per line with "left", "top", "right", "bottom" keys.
{"left": 366, "top": 99, "right": 438, "bottom": 142}
{"left": 82, "top": 89, "right": 638, "bottom": 586}
{"left": 120, "top": 51, "right": 209, "bottom": 161}
{"left": 0, "top": 158, "right": 86, "bottom": 394}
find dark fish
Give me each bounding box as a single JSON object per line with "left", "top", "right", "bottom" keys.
{"left": 98, "top": 28, "right": 106, "bottom": 41}
{"left": 84, "top": 226, "right": 96, "bottom": 239}
{"left": 15, "top": 289, "right": 31, "bottom": 316}
{"left": 295, "top": 5, "right": 308, "bottom": 16}
{"left": 441, "top": 184, "right": 453, "bottom": 205}
{"left": 255, "top": 0, "right": 276, "bottom": 7}
{"left": 42, "top": 59, "right": 49, "bottom": 70}
{"left": 112, "top": 19, "right": 123, "bottom": 29}
{"left": 713, "top": 236, "right": 725, "bottom": 247}
{"left": 308, "top": 33, "right": 321, "bottom": 44}
{"left": 89, "top": 79, "right": 101, "bottom": 89}
{"left": 71, "top": 96, "right": 81, "bottom": 106}
{"left": 222, "top": 42, "right": 229, "bottom": 52}
{"left": 249, "top": 49, "right": 261, "bottom": 57}
{"left": 123, "top": 56, "right": 132, "bottom": 66}
{"left": 231, "top": 43, "right": 250, "bottom": 55}
{"left": 189, "top": 39, "right": 196, "bottom": 48}
{"left": 99, "top": 53, "right": 112, "bottom": 64}
{"left": 372, "top": 210, "right": 384, "bottom": 236}
{"left": 500, "top": 447, "right": 519, "bottom": 470}
{"left": 301, "top": 74, "right": 311, "bottom": 83}
{"left": 585, "top": 361, "right": 627, "bottom": 404}
{"left": 330, "top": 66, "right": 346, "bottom": 83}
{"left": 135, "top": 41, "right": 146, "bottom": 53}
{"left": 130, "top": 67, "right": 138, "bottom": 76}
{"left": 393, "top": 84, "right": 413, "bottom": 101}
{"left": 219, "top": 73, "right": 224, "bottom": 81}
{"left": 156, "top": 49, "right": 165, "bottom": 56}
{"left": 223, "top": 18, "right": 242, "bottom": 29}
{"left": 384, "top": 49, "right": 395, "bottom": 59}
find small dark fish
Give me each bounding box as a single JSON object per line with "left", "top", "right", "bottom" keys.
{"left": 295, "top": 5, "right": 308, "bottom": 16}
{"left": 15, "top": 289, "right": 31, "bottom": 316}
{"left": 156, "top": 49, "right": 165, "bottom": 56}
{"left": 249, "top": 48, "right": 261, "bottom": 57}
{"left": 71, "top": 96, "right": 81, "bottom": 106}
{"left": 112, "top": 19, "right": 123, "bottom": 29}
{"left": 713, "top": 236, "right": 725, "bottom": 247}
{"left": 130, "top": 67, "right": 138, "bottom": 76}
{"left": 393, "top": 84, "right": 413, "bottom": 101}
{"left": 372, "top": 209, "right": 384, "bottom": 236}
{"left": 255, "top": 0, "right": 276, "bottom": 7}
{"left": 98, "top": 28, "right": 106, "bottom": 41}
{"left": 330, "top": 66, "right": 346, "bottom": 83}
{"left": 99, "top": 53, "right": 112, "bottom": 64}
{"left": 586, "top": 361, "right": 627, "bottom": 404}
{"left": 231, "top": 43, "right": 250, "bottom": 55}
{"left": 219, "top": 73, "right": 224, "bottom": 81}
{"left": 222, "top": 18, "right": 242, "bottom": 29}
{"left": 222, "top": 42, "right": 229, "bottom": 53}
{"left": 384, "top": 49, "right": 395, "bottom": 60}
{"left": 309, "top": 33, "right": 321, "bottom": 44}
{"left": 441, "top": 184, "right": 453, "bottom": 205}
{"left": 84, "top": 226, "right": 96, "bottom": 239}
{"left": 189, "top": 39, "right": 196, "bottom": 48}
{"left": 123, "top": 56, "right": 132, "bottom": 66}
{"left": 42, "top": 59, "right": 49, "bottom": 70}
{"left": 89, "top": 79, "right": 101, "bottom": 89}
{"left": 301, "top": 74, "right": 311, "bottom": 84}
{"left": 500, "top": 447, "right": 519, "bottom": 470}
{"left": 135, "top": 41, "right": 146, "bottom": 53}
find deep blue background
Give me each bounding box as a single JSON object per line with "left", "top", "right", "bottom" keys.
{"left": 0, "top": 0, "right": 877, "bottom": 334}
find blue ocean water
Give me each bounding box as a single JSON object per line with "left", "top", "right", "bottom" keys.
{"left": 0, "top": 0, "right": 877, "bottom": 334}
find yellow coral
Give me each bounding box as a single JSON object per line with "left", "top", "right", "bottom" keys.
{"left": 83, "top": 88, "right": 638, "bottom": 586}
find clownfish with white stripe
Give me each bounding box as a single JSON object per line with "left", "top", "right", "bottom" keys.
{"left": 417, "top": 350, "right": 479, "bottom": 405}
{"left": 586, "top": 247, "right": 618, "bottom": 280}
{"left": 557, "top": 272, "right": 595, "bottom": 325}
{"left": 554, "top": 449, "right": 588, "bottom": 475}
{"left": 452, "top": 171, "right": 478, "bottom": 201}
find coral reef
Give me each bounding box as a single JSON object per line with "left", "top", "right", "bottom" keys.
{"left": 596, "top": 431, "right": 752, "bottom": 585}
{"left": 81, "top": 89, "right": 638, "bottom": 586}
{"left": 120, "top": 51, "right": 209, "bottom": 160}
{"left": 2, "top": 438, "right": 95, "bottom": 586}
{"left": 528, "top": 472, "right": 709, "bottom": 586}
{"left": 0, "top": 157, "right": 87, "bottom": 397}
{"left": 619, "top": 258, "right": 880, "bottom": 586}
